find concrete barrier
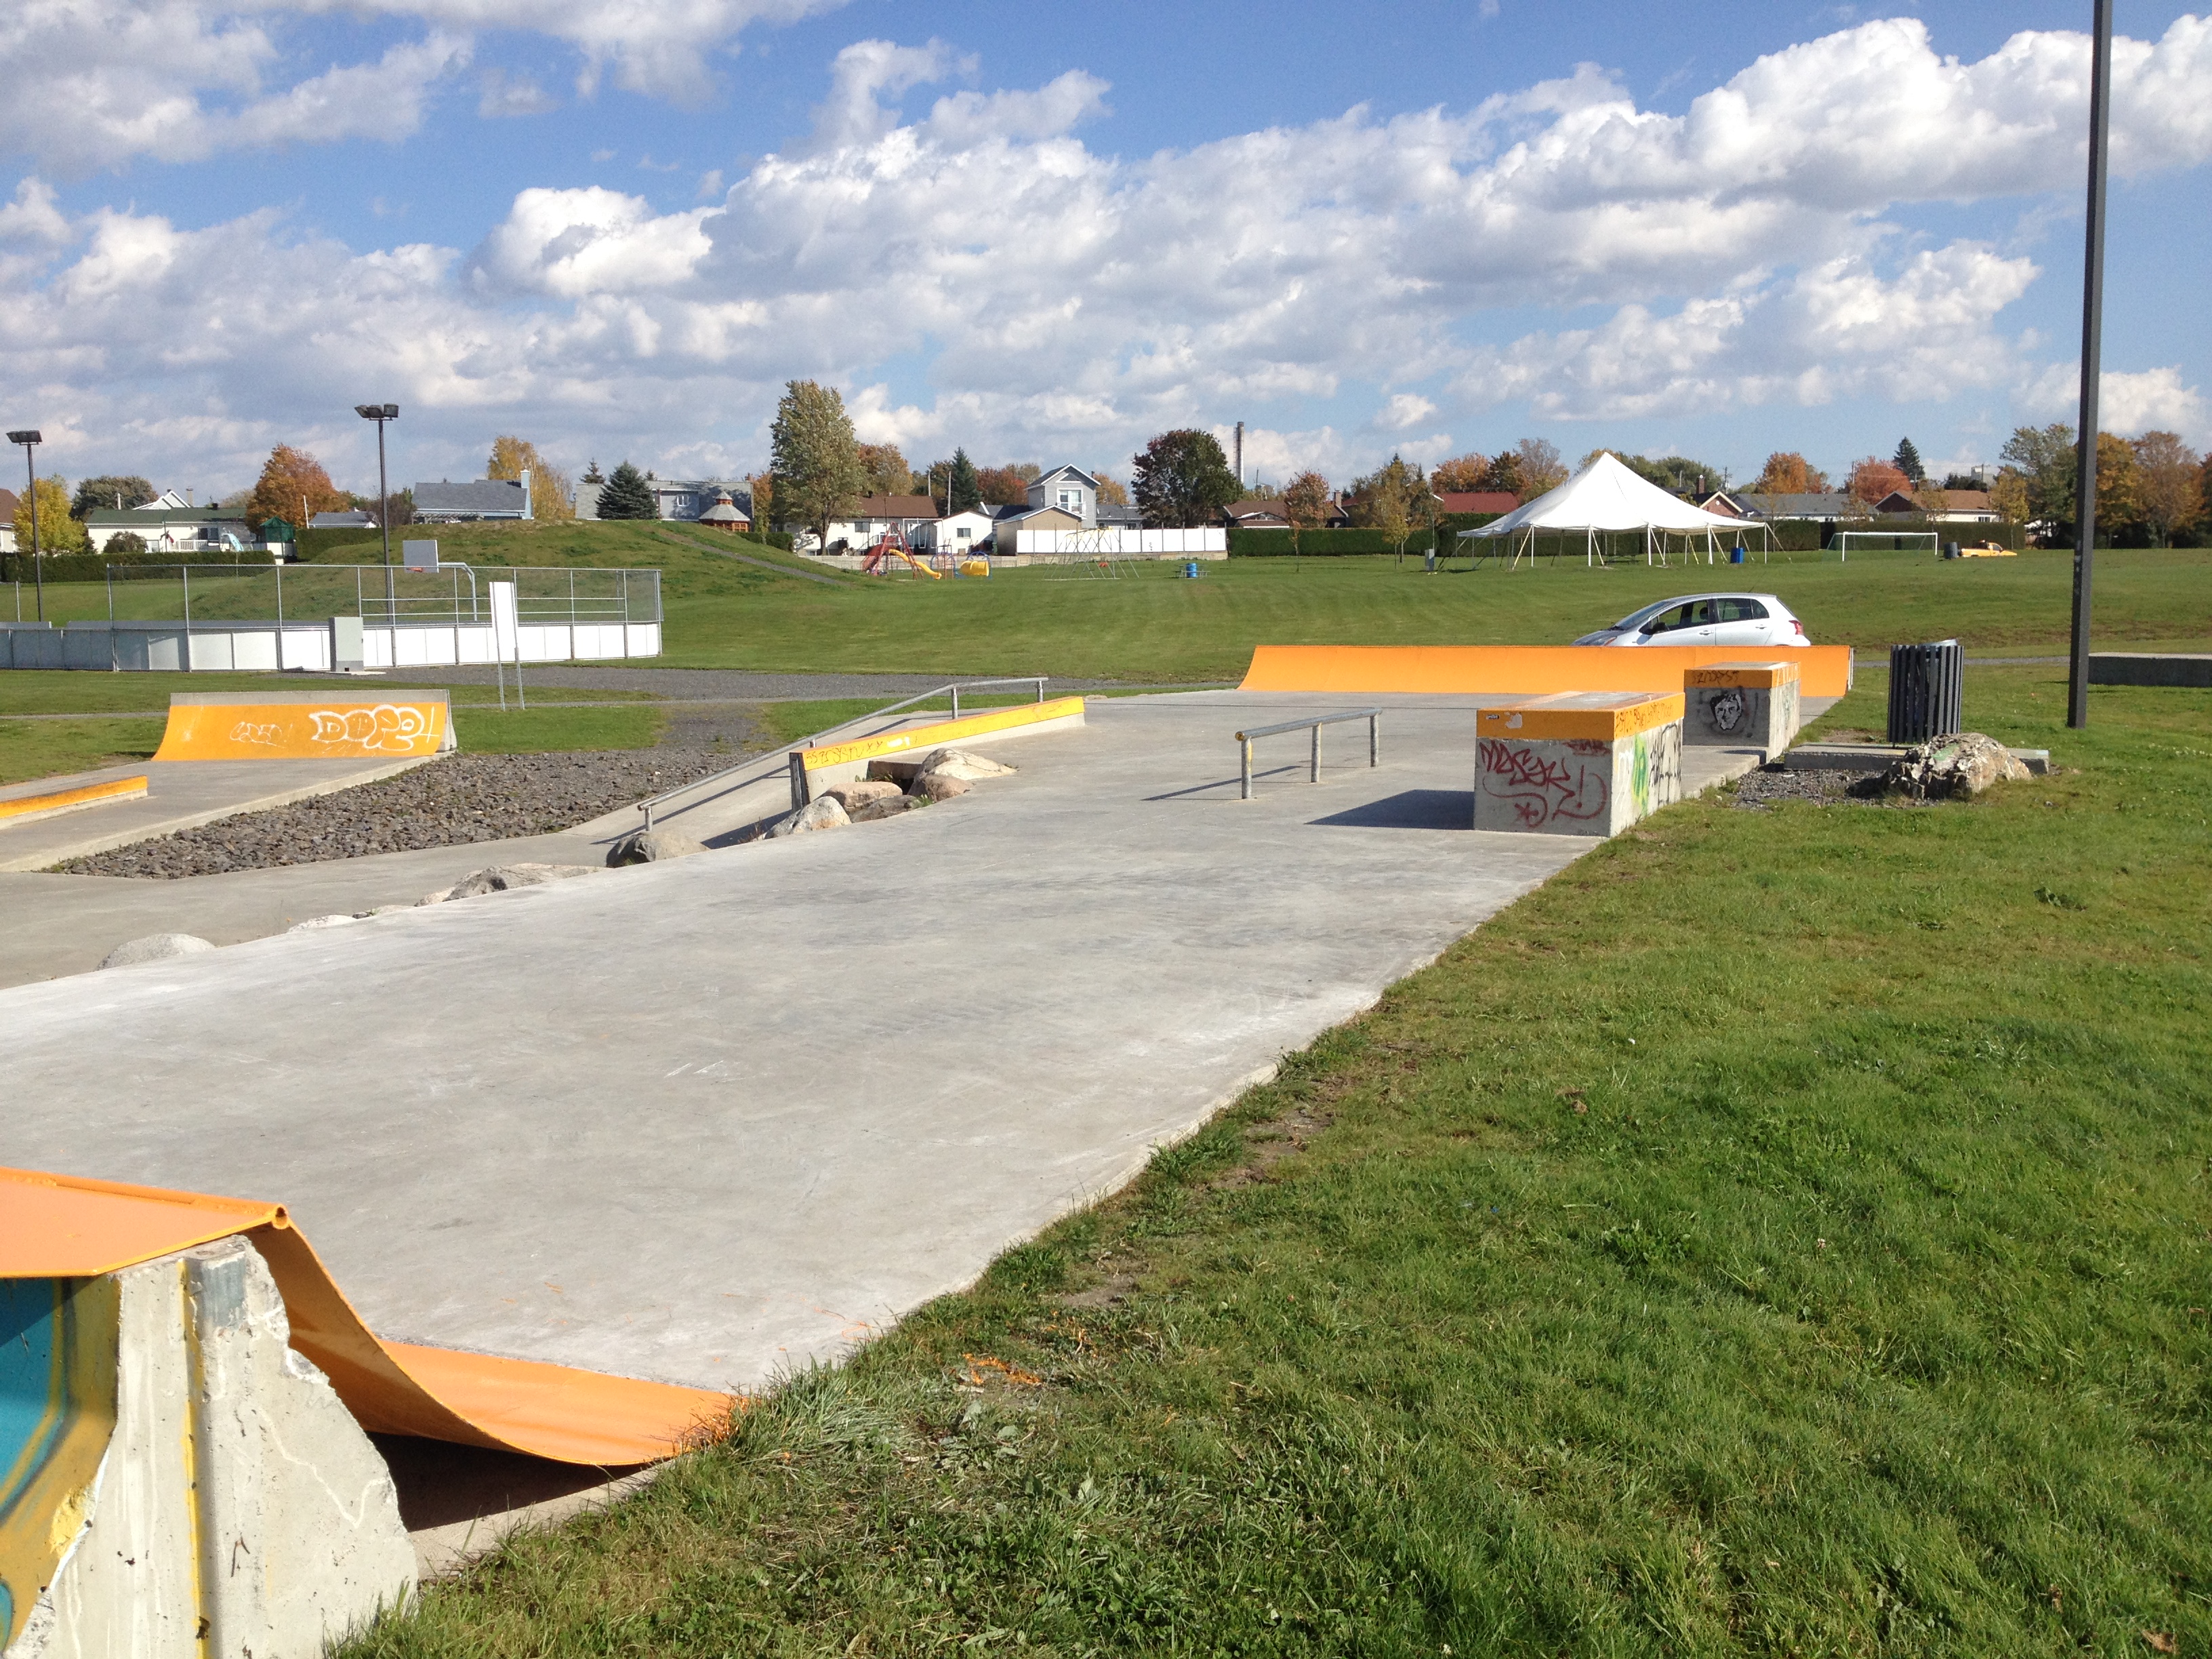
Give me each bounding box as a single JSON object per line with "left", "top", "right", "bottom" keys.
{"left": 1, "top": 1167, "right": 726, "bottom": 1470}
{"left": 1474, "top": 691, "right": 1684, "bottom": 836}
{"left": 1683, "top": 661, "right": 1800, "bottom": 754}
{"left": 792, "top": 697, "right": 1086, "bottom": 804}
{"left": 2088, "top": 653, "right": 2212, "bottom": 688}
{"left": 1241, "top": 643, "right": 1853, "bottom": 699}
{"left": 1, "top": 1237, "right": 416, "bottom": 1658}
{"left": 151, "top": 691, "right": 455, "bottom": 762}
{"left": 0, "top": 776, "right": 148, "bottom": 827}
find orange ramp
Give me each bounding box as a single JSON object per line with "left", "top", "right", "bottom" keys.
{"left": 0, "top": 1167, "right": 727, "bottom": 1466}
{"left": 0, "top": 774, "right": 147, "bottom": 825}
{"left": 152, "top": 689, "right": 455, "bottom": 762}
{"left": 1240, "top": 644, "right": 1853, "bottom": 699}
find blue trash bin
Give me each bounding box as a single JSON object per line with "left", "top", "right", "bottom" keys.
{"left": 1183, "top": 560, "right": 1199, "bottom": 579}
{"left": 1729, "top": 543, "right": 1746, "bottom": 565}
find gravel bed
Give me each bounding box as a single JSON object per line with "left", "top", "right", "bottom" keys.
{"left": 57, "top": 747, "right": 749, "bottom": 879}
{"left": 1729, "top": 765, "right": 1925, "bottom": 809}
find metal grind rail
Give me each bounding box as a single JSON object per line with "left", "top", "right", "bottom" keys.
{"left": 1235, "top": 708, "right": 1380, "bottom": 800}
{"left": 636, "top": 677, "right": 1050, "bottom": 831}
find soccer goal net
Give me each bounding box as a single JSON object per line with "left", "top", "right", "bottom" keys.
{"left": 1828, "top": 530, "right": 1940, "bottom": 560}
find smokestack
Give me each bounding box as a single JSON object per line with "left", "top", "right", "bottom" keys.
{"left": 1234, "top": 421, "right": 1244, "bottom": 489}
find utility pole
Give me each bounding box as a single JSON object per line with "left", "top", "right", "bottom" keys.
{"left": 356, "top": 403, "right": 399, "bottom": 638}
{"left": 1234, "top": 421, "right": 1244, "bottom": 491}
{"left": 2067, "top": 0, "right": 2113, "bottom": 729}
{"left": 7, "top": 430, "right": 42, "bottom": 622}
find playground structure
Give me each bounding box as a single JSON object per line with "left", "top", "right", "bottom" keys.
{"left": 861, "top": 527, "right": 943, "bottom": 579}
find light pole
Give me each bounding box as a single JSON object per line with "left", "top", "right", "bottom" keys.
{"left": 355, "top": 403, "right": 399, "bottom": 636}
{"left": 2066, "top": 0, "right": 2113, "bottom": 730}
{"left": 7, "top": 429, "right": 42, "bottom": 623}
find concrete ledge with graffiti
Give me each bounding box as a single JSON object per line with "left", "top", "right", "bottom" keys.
{"left": 150, "top": 691, "right": 455, "bottom": 763}
{"left": 1684, "top": 661, "right": 1801, "bottom": 757}
{"left": 1475, "top": 692, "right": 1685, "bottom": 836}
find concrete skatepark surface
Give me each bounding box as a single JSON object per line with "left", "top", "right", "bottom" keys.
{"left": 0, "top": 691, "right": 1814, "bottom": 1399}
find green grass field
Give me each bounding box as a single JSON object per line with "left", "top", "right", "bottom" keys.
{"left": 340, "top": 668, "right": 2212, "bottom": 1657}
{"left": 8, "top": 525, "right": 2211, "bottom": 688}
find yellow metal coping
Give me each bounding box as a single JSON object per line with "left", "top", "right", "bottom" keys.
{"left": 798, "top": 696, "right": 1086, "bottom": 773}
{"left": 1684, "top": 661, "right": 1801, "bottom": 690}
{"left": 0, "top": 775, "right": 148, "bottom": 823}
{"left": 1477, "top": 692, "right": 1685, "bottom": 743}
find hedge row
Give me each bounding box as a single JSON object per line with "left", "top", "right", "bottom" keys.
{"left": 1228, "top": 515, "right": 1506, "bottom": 558}
{"left": 0, "top": 552, "right": 232, "bottom": 585}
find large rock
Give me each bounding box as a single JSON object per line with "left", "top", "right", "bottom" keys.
{"left": 769, "top": 796, "right": 851, "bottom": 837}
{"left": 822, "top": 779, "right": 904, "bottom": 813}
{"left": 909, "top": 771, "right": 972, "bottom": 802}
{"left": 100, "top": 933, "right": 215, "bottom": 968}
{"left": 919, "top": 747, "right": 1017, "bottom": 781}
{"left": 607, "top": 828, "right": 709, "bottom": 866}
{"left": 1883, "top": 732, "right": 2032, "bottom": 800}
{"left": 427, "top": 863, "right": 597, "bottom": 903}
{"left": 851, "top": 793, "right": 928, "bottom": 823}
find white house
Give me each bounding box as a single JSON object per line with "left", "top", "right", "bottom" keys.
{"left": 916, "top": 509, "right": 995, "bottom": 554}
{"left": 816, "top": 493, "right": 940, "bottom": 552}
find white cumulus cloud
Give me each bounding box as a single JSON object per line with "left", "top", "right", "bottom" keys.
{"left": 2, "top": 14, "right": 2210, "bottom": 487}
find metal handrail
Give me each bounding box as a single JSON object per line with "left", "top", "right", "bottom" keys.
{"left": 1235, "top": 708, "right": 1380, "bottom": 799}
{"left": 636, "top": 676, "right": 1050, "bottom": 830}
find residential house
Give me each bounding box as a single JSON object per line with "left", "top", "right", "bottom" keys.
{"left": 415, "top": 474, "right": 533, "bottom": 524}
{"left": 916, "top": 508, "right": 995, "bottom": 554}
{"left": 0, "top": 487, "right": 15, "bottom": 553}
{"left": 1222, "top": 498, "right": 1290, "bottom": 529}
{"left": 85, "top": 491, "right": 255, "bottom": 553}
{"left": 987, "top": 465, "right": 1101, "bottom": 539}
{"left": 311, "top": 509, "right": 378, "bottom": 530}
{"left": 577, "top": 475, "right": 754, "bottom": 524}
{"left": 820, "top": 494, "right": 941, "bottom": 552}
{"left": 1097, "top": 500, "right": 1143, "bottom": 531}
{"left": 1435, "top": 491, "right": 1521, "bottom": 518}
{"left": 1707, "top": 491, "right": 1862, "bottom": 521}
{"left": 1872, "top": 489, "right": 2002, "bottom": 525}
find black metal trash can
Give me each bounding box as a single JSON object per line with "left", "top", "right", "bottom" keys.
{"left": 1888, "top": 640, "right": 1964, "bottom": 743}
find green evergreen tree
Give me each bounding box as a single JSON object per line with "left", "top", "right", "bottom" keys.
{"left": 596, "top": 460, "right": 657, "bottom": 520}
{"left": 947, "top": 449, "right": 983, "bottom": 515}
{"left": 1892, "top": 436, "right": 1926, "bottom": 485}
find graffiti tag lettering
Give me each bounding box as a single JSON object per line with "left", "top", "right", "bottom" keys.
{"left": 308, "top": 705, "right": 434, "bottom": 753}
{"left": 228, "top": 720, "right": 283, "bottom": 747}
{"left": 1478, "top": 737, "right": 1608, "bottom": 829}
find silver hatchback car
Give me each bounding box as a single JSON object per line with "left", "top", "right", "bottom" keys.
{"left": 1573, "top": 592, "right": 1809, "bottom": 649}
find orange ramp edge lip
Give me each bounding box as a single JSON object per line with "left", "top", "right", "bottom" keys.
{"left": 1, "top": 1167, "right": 730, "bottom": 1467}
{"left": 0, "top": 775, "right": 149, "bottom": 821}
{"left": 152, "top": 698, "right": 450, "bottom": 762}
{"left": 1238, "top": 644, "right": 1851, "bottom": 699}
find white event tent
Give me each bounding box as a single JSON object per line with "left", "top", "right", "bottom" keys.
{"left": 1458, "top": 452, "right": 1767, "bottom": 569}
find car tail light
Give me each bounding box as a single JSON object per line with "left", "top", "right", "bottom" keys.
{"left": 1792, "top": 619, "right": 1805, "bottom": 636}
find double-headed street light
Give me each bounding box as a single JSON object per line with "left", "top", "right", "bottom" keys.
{"left": 7, "top": 428, "right": 42, "bottom": 623}
{"left": 355, "top": 403, "right": 399, "bottom": 626}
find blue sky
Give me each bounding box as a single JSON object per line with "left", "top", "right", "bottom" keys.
{"left": 3, "top": 1, "right": 2207, "bottom": 498}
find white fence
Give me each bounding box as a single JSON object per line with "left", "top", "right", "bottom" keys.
{"left": 0, "top": 562, "right": 663, "bottom": 671}
{"left": 0, "top": 619, "right": 663, "bottom": 672}
{"left": 1008, "top": 527, "right": 1227, "bottom": 557}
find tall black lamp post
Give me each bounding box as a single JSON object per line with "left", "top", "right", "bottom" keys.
{"left": 7, "top": 429, "right": 42, "bottom": 623}
{"left": 2067, "top": 0, "right": 2113, "bottom": 729}
{"left": 355, "top": 403, "right": 399, "bottom": 626}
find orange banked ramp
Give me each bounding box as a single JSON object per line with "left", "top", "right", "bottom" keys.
{"left": 1, "top": 1167, "right": 726, "bottom": 1466}
{"left": 153, "top": 690, "right": 454, "bottom": 762}
{"left": 1240, "top": 644, "right": 1853, "bottom": 699}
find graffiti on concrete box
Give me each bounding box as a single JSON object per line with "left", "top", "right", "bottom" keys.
{"left": 1479, "top": 737, "right": 1609, "bottom": 829}
{"left": 1627, "top": 723, "right": 1682, "bottom": 817}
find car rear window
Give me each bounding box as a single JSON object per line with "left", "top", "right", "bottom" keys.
{"left": 1719, "top": 597, "right": 1769, "bottom": 621}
